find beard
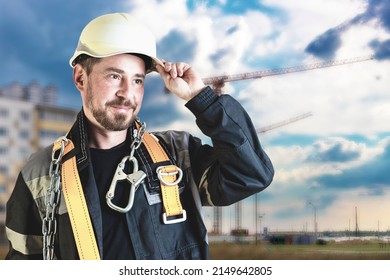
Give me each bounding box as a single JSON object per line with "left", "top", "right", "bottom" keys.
{"left": 86, "top": 83, "right": 137, "bottom": 131}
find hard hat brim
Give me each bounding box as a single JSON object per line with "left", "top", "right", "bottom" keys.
{"left": 69, "top": 51, "right": 164, "bottom": 73}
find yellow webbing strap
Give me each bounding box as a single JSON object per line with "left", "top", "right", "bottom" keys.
{"left": 53, "top": 139, "right": 100, "bottom": 260}
{"left": 52, "top": 127, "right": 184, "bottom": 258}
{"left": 142, "top": 132, "right": 185, "bottom": 220}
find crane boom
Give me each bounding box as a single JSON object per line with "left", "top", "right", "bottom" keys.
{"left": 208, "top": 55, "right": 373, "bottom": 237}
{"left": 257, "top": 112, "right": 313, "bottom": 134}
{"left": 202, "top": 55, "right": 373, "bottom": 93}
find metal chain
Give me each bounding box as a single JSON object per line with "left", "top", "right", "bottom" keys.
{"left": 129, "top": 119, "right": 146, "bottom": 159}
{"left": 42, "top": 137, "right": 68, "bottom": 260}
{"left": 42, "top": 121, "right": 145, "bottom": 258}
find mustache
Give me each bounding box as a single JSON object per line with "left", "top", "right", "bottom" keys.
{"left": 106, "top": 98, "right": 135, "bottom": 108}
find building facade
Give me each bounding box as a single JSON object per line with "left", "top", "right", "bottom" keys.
{"left": 0, "top": 82, "right": 78, "bottom": 235}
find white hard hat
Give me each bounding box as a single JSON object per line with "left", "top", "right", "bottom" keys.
{"left": 69, "top": 13, "right": 163, "bottom": 72}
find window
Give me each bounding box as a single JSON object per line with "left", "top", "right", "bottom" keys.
{"left": 0, "top": 165, "right": 8, "bottom": 174}
{"left": 0, "top": 146, "right": 8, "bottom": 155}
{"left": 40, "top": 130, "right": 64, "bottom": 139}
{"left": 19, "top": 129, "right": 30, "bottom": 139}
{"left": 0, "top": 127, "right": 7, "bottom": 136}
{"left": 20, "top": 110, "right": 30, "bottom": 121}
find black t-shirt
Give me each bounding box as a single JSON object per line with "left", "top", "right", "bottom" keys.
{"left": 90, "top": 140, "right": 135, "bottom": 259}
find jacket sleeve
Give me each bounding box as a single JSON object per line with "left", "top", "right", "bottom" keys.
{"left": 185, "top": 86, "right": 274, "bottom": 206}
{"left": 5, "top": 172, "right": 43, "bottom": 260}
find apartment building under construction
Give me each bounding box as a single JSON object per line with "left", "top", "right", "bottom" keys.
{"left": 0, "top": 81, "right": 78, "bottom": 243}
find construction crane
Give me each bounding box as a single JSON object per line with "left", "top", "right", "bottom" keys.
{"left": 212, "top": 112, "right": 314, "bottom": 236}
{"left": 202, "top": 54, "right": 374, "bottom": 94}
{"left": 232, "top": 112, "right": 313, "bottom": 237}
{"left": 206, "top": 55, "right": 373, "bottom": 236}
{"left": 257, "top": 112, "right": 313, "bottom": 134}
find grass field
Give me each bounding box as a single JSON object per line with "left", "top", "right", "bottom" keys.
{"left": 209, "top": 239, "right": 390, "bottom": 260}
{"left": 1, "top": 240, "right": 389, "bottom": 260}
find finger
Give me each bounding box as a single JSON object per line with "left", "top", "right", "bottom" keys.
{"left": 176, "top": 62, "right": 188, "bottom": 77}
{"left": 164, "top": 62, "right": 172, "bottom": 72}
{"left": 155, "top": 63, "right": 164, "bottom": 73}
{"left": 169, "top": 63, "right": 177, "bottom": 79}
{"left": 155, "top": 63, "right": 169, "bottom": 80}
{"left": 155, "top": 64, "right": 172, "bottom": 84}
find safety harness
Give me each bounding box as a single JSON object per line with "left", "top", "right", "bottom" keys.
{"left": 42, "top": 120, "right": 186, "bottom": 260}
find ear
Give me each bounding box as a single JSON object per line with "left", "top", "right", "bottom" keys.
{"left": 73, "top": 64, "right": 86, "bottom": 91}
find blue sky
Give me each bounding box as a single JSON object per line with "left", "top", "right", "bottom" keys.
{"left": 1, "top": 0, "right": 389, "bottom": 233}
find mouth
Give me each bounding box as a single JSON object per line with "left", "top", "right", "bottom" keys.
{"left": 111, "top": 105, "right": 132, "bottom": 112}
{"left": 107, "top": 100, "right": 136, "bottom": 113}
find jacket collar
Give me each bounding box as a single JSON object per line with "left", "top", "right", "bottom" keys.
{"left": 66, "top": 109, "right": 90, "bottom": 171}
{"left": 66, "top": 109, "right": 135, "bottom": 170}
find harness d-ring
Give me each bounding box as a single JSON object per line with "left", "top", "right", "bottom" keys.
{"left": 156, "top": 165, "right": 183, "bottom": 186}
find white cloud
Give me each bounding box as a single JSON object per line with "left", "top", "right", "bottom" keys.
{"left": 124, "top": 0, "right": 390, "bottom": 232}
{"left": 124, "top": 0, "right": 276, "bottom": 75}
{"left": 213, "top": 0, "right": 389, "bottom": 141}
{"left": 124, "top": 0, "right": 189, "bottom": 39}
{"left": 237, "top": 58, "right": 390, "bottom": 137}
{"left": 258, "top": 0, "right": 366, "bottom": 56}
{"left": 265, "top": 138, "right": 379, "bottom": 202}
{"left": 337, "top": 24, "right": 379, "bottom": 58}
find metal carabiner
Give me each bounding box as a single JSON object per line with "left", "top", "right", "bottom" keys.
{"left": 106, "top": 156, "right": 146, "bottom": 213}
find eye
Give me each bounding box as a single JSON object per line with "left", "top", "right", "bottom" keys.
{"left": 109, "top": 74, "right": 121, "bottom": 80}
{"left": 134, "top": 78, "right": 144, "bottom": 85}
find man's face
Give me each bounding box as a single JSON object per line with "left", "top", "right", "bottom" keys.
{"left": 81, "top": 54, "right": 146, "bottom": 131}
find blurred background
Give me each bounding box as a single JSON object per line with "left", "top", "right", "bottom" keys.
{"left": 1, "top": 0, "right": 390, "bottom": 258}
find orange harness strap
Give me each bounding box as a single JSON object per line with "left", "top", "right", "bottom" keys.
{"left": 142, "top": 132, "right": 186, "bottom": 224}
{"left": 53, "top": 139, "right": 100, "bottom": 260}
{"left": 53, "top": 127, "right": 185, "bottom": 259}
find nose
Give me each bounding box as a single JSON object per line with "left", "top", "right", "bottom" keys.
{"left": 116, "top": 79, "right": 134, "bottom": 100}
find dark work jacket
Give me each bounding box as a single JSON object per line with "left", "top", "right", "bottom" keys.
{"left": 5, "top": 86, "right": 274, "bottom": 259}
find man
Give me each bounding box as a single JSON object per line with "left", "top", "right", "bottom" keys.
{"left": 5, "top": 13, "right": 274, "bottom": 260}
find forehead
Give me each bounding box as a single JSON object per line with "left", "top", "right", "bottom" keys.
{"left": 95, "top": 54, "right": 146, "bottom": 73}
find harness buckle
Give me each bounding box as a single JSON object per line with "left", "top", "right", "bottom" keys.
{"left": 156, "top": 165, "right": 186, "bottom": 224}
{"left": 162, "top": 210, "right": 187, "bottom": 224}
{"left": 106, "top": 156, "right": 146, "bottom": 213}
